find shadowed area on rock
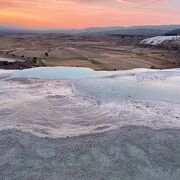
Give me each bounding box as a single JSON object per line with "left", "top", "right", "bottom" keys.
{"left": 0, "top": 126, "right": 180, "bottom": 180}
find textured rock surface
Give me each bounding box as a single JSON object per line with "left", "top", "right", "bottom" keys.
{"left": 0, "top": 68, "right": 180, "bottom": 179}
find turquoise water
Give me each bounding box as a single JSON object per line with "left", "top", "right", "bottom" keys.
{"left": 12, "top": 67, "right": 180, "bottom": 104}
{"left": 74, "top": 78, "right": 180, "bottom": 104}
{"left": 13, "top": 67, "right": 117, "bottom": 79}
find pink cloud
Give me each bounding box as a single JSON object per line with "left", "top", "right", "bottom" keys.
{"left": 120, "top": 0, "right": 167, "bottom": 3}
{"left": 0, "top": 0, "right": 179, "bottom": 28}
{"left": 0, "top": 0, "right": 16, "bottom": 7}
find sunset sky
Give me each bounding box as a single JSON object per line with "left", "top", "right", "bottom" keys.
{"left": 0, "top": 0, "right": 180, "bottom": 28}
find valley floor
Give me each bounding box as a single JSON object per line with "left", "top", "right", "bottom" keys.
{"left": 0, "top": 34, "right": 179, "bottom": 70}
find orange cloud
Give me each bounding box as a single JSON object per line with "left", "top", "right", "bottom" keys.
{"left": 0, "top": 0, "right": 179, "bottom": 28}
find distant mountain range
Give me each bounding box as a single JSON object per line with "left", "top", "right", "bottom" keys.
{"left": 1, "top": 24, "right": 180, "bottom": 36}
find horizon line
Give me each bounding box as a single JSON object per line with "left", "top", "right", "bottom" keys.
{"left": 1, "top": 23, "right": 180, "bottom": 30}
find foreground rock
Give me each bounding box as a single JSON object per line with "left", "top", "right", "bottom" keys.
{"left": 1, "top": 127, "right": 180, "bottom": 180}
{"left": 0, "top": 68, "right": 180, "bottom": 180}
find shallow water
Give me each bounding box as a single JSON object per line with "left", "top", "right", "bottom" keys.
{"left": 74, "top": 77, "right": 180, "bottom": 104}
{"left": 13, "top": 66, "right": 117, "bottom": 79}
{"left": 1, "top": 66, "right": 180, "bottom": 138}
{"left": 12, "top": 66, "right": 180, "bottom": 80}
{"left": 9, "top": 66, "right": 180, "bottom": 104}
